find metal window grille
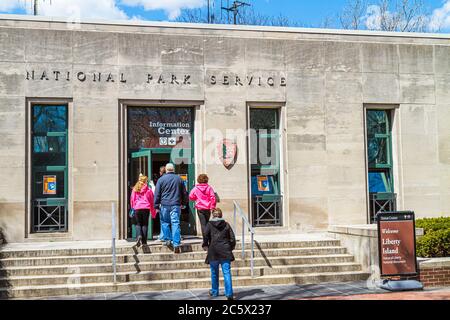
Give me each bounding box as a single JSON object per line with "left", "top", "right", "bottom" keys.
{"left": 252, "top": 195, "right": 283, "bottom": 227}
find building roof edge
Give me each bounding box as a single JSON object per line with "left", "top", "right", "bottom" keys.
{"left": 1, "top": 14, "right": 450, "bottom": 40}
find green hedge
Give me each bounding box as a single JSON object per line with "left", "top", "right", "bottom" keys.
{"left": 416, "top": 217, "right": 450, "bottom": 258}
{"left": 416, "top": 217, "right": 450, "bottom": 234}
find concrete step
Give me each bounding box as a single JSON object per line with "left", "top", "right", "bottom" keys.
{"left": 0, "top": 254, "right": 356, "bottom": 277}
{"left": 0, "top": 240, "right": 341, "bottom": 259}
{"left": 0, "top": 247, "right": 347, "bottom": 267}
{"left": 0, "top": 263, "right": 363, "bottom": 287}
{"left": 0, "top": 271, "right": 370, "bottom": 299}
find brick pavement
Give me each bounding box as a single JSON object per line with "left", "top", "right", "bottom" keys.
{"left": 300, "top": 288, "right": 450, "bottom": 300}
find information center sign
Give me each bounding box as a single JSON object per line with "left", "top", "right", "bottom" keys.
{"left": 377, "top": 211, "right": 418, "bottom": 277}
{"left": 128, "top": 107, "right": 193, "bottom": 150}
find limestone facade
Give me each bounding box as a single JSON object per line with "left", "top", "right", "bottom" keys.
{"left": 0, "top": 15, "right": 449, "bottom": 242}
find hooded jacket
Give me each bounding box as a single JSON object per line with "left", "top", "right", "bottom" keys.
{"left": 189, "top": 183, "right": 217, "bottom": 210}
{"left": 130, "top": 184, "right": 157, "bottom": 219}
{"left": 202, "top": 218, "right": 236, "bottom": 264}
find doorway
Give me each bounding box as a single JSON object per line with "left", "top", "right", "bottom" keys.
{"left": 126, "top": 106, "right": 196, "bottom": 240}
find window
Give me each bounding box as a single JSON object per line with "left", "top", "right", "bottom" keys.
{"left": 249, "top": 108, "right": 282, "bottom": 227}
{"left": 31, "top": 105, "right": 68, "bottom": 233}
{"left": 366, "top": 109, "right": 396, "bottom": 223}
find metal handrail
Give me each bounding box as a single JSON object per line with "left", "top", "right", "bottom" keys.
{"left": 111, "top": 203, "right": 117, "bottom": 284}
{"left": 233, "top": 201, "right": 256, "bottom": 278}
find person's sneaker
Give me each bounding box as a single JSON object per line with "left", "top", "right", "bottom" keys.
{"left": 163, "top": 240, "right": 171, "bottom": 247}
{"left": 227, "top": 296, "right": 235, "bottom": 301}
{"left": 209, "top": 290, "right": 218, "bottom": 298}
{"left": 174, "top": 247, "right": 181, "bottom": 254}
{"left": 135, "top": 236, "right": 142, "bottom": 248}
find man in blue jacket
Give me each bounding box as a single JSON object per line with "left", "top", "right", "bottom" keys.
{"left": 154, "top": 163, "right": 188, "bottom": 254}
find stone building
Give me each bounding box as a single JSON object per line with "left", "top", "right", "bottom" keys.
{"left": 0, "top": 15, "right": 449, "bottom": 243}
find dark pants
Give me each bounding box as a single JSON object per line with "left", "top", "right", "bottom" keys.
{"left": 197, "top": 209, "right": 211, "bottom": 238}
{"left": 135, "top": 209, "right": 150, "bottom": 244}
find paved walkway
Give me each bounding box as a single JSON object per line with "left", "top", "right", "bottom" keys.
{"left": 35, "top": 281, "right": 449, "bottom": 300}
{"left": 302, "top": 288, "right": 450, "bottom": 300}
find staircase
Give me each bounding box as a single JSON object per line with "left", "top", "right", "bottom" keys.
{"left": 0, "top": 238, "right": 369, "bottom": 299}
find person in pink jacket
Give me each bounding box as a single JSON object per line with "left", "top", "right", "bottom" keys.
{"left": 130, "top": 174, "right": 157, "bottom": 247}
{"left": 189, "top": 174, "right": 217, "bottom": 238}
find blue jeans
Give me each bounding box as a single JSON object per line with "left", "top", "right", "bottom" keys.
{"left": 160, "top": 205, "right": 181, "bottom": 248}
{"left": 158, "top": 222, "right": 164, "bottom": 240}
{"left": 158, "top": 212, "right": 165, "bottom": 241}
{"left": 210, "top": 260, "right": 233, "bottom": 298}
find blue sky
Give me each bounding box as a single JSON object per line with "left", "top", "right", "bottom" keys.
{"left": 126, "top": 1, "right": 349, "bottom": 24}
{"left": 0, "top": 0, "right": 449, "bottom": 31}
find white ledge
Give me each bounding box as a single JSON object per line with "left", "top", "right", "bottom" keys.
{"left": 419, "top": 257, "right": 450, "bottom": 268}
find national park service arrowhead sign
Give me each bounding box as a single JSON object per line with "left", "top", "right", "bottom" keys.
{"left": 218, "top": 139, "right": 237, "bottom": 169}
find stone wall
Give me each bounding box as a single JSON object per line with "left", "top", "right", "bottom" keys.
{"left": 0, "top": 16, "right": 449, "bottom": 242}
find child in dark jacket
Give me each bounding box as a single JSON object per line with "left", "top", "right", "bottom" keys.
{"left": 202, "top": 208, "right": 236, "bottom": 300}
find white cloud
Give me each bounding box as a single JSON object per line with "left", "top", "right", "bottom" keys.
{"left": 120, "top": 0, "right": 206, "bottom": 20}
{"left": 0, "top": 0, "right": 128, "bottom": 20}
{"left": 37, "top": 0, "right": 128, "bottom": 20}
{"left": 364, "top": 5, "right": 383, "bottom": 30}
{"left": 429, "top": 0, "right": 450, "bottom": 31}
{"left": 0, "top": 0, "right": 206, "bottom": 21}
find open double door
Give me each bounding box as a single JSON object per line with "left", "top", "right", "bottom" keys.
{"left": 128, "top": 148, "right": 196, "bottom": 239}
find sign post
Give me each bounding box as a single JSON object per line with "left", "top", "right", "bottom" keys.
{"left": 376, "top": 211, "right": 423, "bottom": 291}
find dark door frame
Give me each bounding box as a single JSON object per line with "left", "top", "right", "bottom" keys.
{"left": 118, "top": 100, "right": 203, "bottom": 240}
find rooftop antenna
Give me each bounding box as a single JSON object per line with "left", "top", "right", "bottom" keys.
{"left": 221, "top": 1, "right": 251, "bottom": 25}
{"left": 207, "top": 0, "right": 210, "bottom": 23}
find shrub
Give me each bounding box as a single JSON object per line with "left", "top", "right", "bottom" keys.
{"left": 416, "top": 228, "right": 450, "bottom": 258}
{"left": 416, "top": 217, "right": 450, "bottom": 235}
{"left": 415, "top": 217, "right": 450, "bottom": 258}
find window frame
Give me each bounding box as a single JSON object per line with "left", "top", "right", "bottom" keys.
{"left": 365, "top": 107, "right": 397, "bottom": 223}
{"left": 248, "top": 105, "right": 284, "bottom": 228}
{"left": 26, "top": 99, "right": 72, "bottom": 237}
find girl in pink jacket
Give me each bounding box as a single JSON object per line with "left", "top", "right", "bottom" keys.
{"left": 189, "top": 174, "right": 217, "bottom": 238}
{"left": 130, "top": 174, "right": 156, "bottom": 247}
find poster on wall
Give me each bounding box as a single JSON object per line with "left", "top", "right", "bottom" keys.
{"left": 257, "top": 176, "right": 271, "bottom": 192}
{"left": 179, "top": 174, "right": 188, "bottom": 190}
{"left": 377, "top": 211, "right": 418, "bottom": 277}
{"left": 43, "top": 175, "right": 57, "bottom": 195}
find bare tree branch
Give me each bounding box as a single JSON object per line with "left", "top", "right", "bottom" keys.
{"left": 339, "top": 0, "right": 430, "bottom": 32}
{"left": 177, "top": 0, "right": 434, "bottom": 33}
{"left": 339, "top": 0, "right": 368, "bottom": 29}
{"left": 176, "top": 4, "right": 302, "bottom": 27}
{"left": 175, "top": 8, "right": 208, "bottom": 24}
